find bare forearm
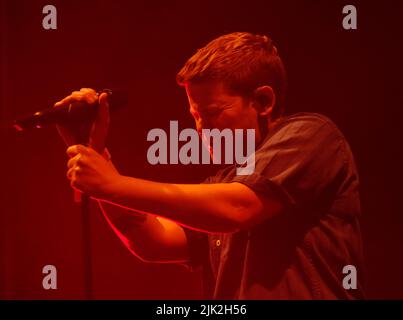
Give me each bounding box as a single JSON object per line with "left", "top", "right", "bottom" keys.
{"left": 101, "top": 176, "right": 261, "bottom": 233}
{"left": 64, "top": 146, "right": 277, "bottom": 234}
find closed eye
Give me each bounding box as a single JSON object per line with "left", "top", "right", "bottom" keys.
{"left": 204, "top": 107, "right": 223, "bottom": 117}
{"left": 204, "top": 104, "right": 233, "bottom": 117}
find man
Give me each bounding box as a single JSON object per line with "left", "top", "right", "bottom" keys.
{"left": 55, "top": 32, "right": 365, "bottom": 299}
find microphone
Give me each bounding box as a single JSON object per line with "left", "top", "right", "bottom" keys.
{"left": 13, "top": 88, "right": 128, "bottom": 131}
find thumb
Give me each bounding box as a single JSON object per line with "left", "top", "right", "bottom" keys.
{"left": 89, "top": 92, "right": 110, "bottom": 154}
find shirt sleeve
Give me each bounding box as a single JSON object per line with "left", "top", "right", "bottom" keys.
{"left": 231, "top": 115, "right": 350, "bottom": 214}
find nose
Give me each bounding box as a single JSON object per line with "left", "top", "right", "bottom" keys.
{"left": 195, "top": 117, "right": 204, "bottom": 134}
{"left": 193, "top": 111, "right": 214, "bottom": 135}
{"left": 195, "top": 118, "right": 213, "bottom": 135}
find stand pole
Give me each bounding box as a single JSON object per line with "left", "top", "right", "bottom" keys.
{"left": 76, "top": 127, "right": 93, "bottom": 300}
{"left": 80, "top": 193, "right": 92, "bottom": 300}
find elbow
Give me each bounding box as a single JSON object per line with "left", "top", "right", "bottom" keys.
{"left": 211, "top": 208, "right": 249, "bottom": 234}
{"left": 222, "top": 205, "right": 262, "bottom": 233}
{"left": 205, "top": 205, "right": 241, "bottom": 233}
{"left": 222, "top": 188, "right": 287, "bottom": 232}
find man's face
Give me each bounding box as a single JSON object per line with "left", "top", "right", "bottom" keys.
{"left": 185, "top": 81, "right": 261, "bottom": 139}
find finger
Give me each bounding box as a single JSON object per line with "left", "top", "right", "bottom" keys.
{"left": 89, "top": 92, "right": 110, "bottom": 154}
{"left": 78, "top": 89, "right": 98, "bottom": 105}
{"left": 67, "top": 154, "right": 83, "bottom": 169}
{"left": 66, "top": 144, "right": 88, "bottom": 158}
{"left": 80, "top": 88, "right": 97, "bottom": 95}
{"left": 54, "top": 91, "right": 84, "bottom": 108}
{"left": 70, "top": 91, "right": 96, "bottom": 105}
{"left": 66, "top": 166, "right": 76, "bottom": 180}
{"left": 54, "top": 90, "right": 96, "bottom": 108}
{"left": 67, "top": 164, "right": 82, "bottom": 180}
{"left": 54, "top": 95, "right": 74, "bottom": 108}
{"left": 70, "top": 170, "right": 83, "bottom": 192}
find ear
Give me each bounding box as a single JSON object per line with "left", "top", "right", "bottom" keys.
{"left": 253, "top": 86, "right": 276, "bottom": 118}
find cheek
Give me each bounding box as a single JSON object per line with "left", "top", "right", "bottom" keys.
{"left": 209, "top": 114, "right": 234, "bottom": 130}
{"left": 241, "top": 105, "right": 260, "bottom": 126}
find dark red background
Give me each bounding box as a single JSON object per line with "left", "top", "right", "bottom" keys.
{"left": 1, "top": 0, "right": 402, "bottom": 299}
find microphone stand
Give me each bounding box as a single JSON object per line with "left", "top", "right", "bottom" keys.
{"left": 79, "top": 193, "right": 92, "bottom": 300}
{"left": 75, "top": 126, "right": 93, "bottom": 300}
{"left": 12, "top": 89, "right": 128, "bottom": 300}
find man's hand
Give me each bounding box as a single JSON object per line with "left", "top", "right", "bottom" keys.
{"left": 54, "top": 87, "right": 113, "bottom": 198}
{"left": 66, "top": 144, "right": 122, "bottom": 200}
{"left": 54, "top": 88, "right": 110, "bottom": 154}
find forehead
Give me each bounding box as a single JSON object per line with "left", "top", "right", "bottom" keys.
{"left": 185, "top": 81, "right": 237, "bottom": 107}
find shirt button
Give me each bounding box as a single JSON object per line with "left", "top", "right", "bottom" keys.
{"left": 215, "top": 239, "right": 221, "bottom": 247}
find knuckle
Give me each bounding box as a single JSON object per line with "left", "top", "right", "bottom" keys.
{"left": 71, "top": 92, "right": 84, "bottom": 101}
{"left": 77, "top": 148, "right": 86, "bottom": 157}
{"left": 74, "top": 166, "right": 81, "bottom": 175}
{"left": 83, "top": 146, "right": 91, "bottom": 154}
{"left": 81, "top": 88, "right": 96, "bottom": 94}
{"left": 84, "top": 93, "right": 98, "bottom": 103}
{"left": 75, "top": 145, "right": 84, "bottom": 154}
{"left": 76, "top": 156, "right": 85, "bottom": 166}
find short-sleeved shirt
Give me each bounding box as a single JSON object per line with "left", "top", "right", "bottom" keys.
{"left": 183, "top": 112, "right": 365, "bottom": 299}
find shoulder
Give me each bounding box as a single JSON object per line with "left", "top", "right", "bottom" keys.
{"left": 262, "top": 112, "right": 346, "bottom": 148}
{"left": 276, "top": 112, "right": 344, "bottom": 136}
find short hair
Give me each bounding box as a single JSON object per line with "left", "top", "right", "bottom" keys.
{"left": 177, "top": 32, "right": 287, "bottom": 119}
